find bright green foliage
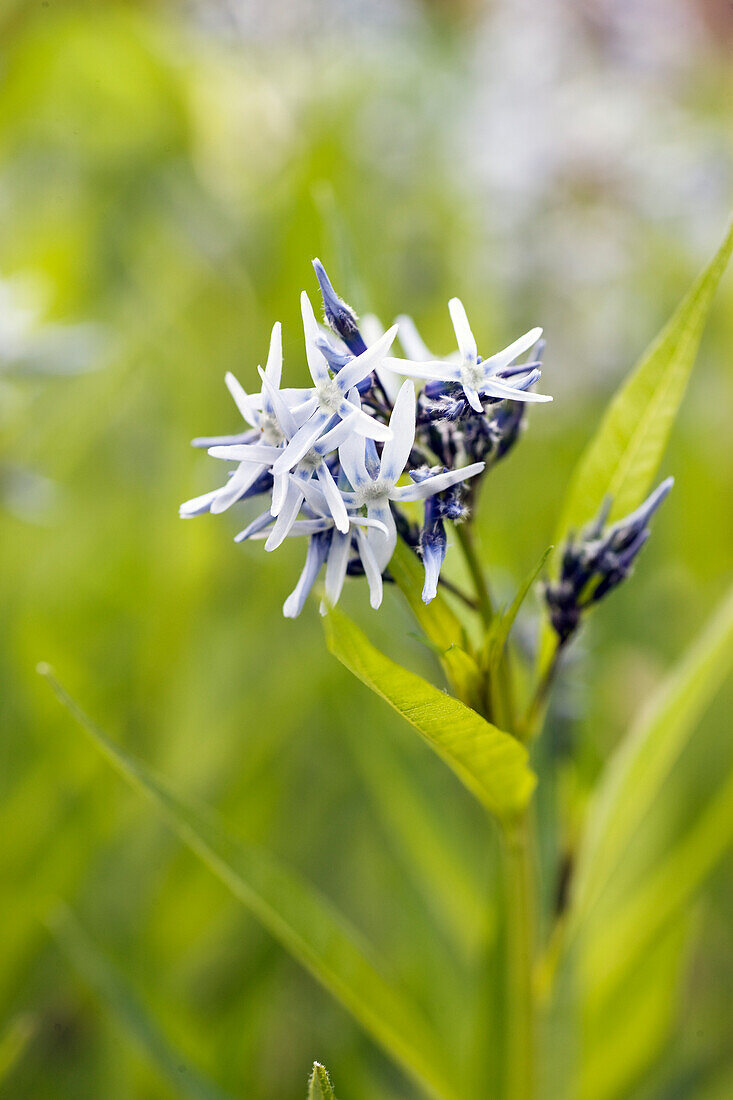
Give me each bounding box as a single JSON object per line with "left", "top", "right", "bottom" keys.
{"left": 40, "top": 668, "right": 456, "bottom": 1100}
{"left": 569, "top": 580, "right": 733, "bottom": 935}
{"left": 308, "top": 1062, "right": 337, "bottom": 1100}
{"left": 324, "top": 607, "right": 536, "bottom": 825}
{"left": 554, "top": 218, "right": 733, "bottom": 544}
{"left": 51, "top": 908, "right": 235, "bottom": 1100}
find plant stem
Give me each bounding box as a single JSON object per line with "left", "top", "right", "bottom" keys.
{"left": 502, "top": 814, "right": 535, "bottom": 1100}
{"left": 454, "top": 523, "right": 494, "bottom": 628}
{"left": 438, "top": 575, "right": 479, "bottom": 611}
{"left": 522, "top": 641, "right": 562, "bottom": 739}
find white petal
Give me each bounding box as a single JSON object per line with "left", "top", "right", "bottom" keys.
{"left": 270, "top": 470, "right": 292, "bottom": 517}
{"left": 208, "top": 443, "right": 280, "bottom": 463}
{"left": 379, "top": 380, "right": 416, "bottom": 484}
{"left": 179, "top": 488, "right": 221, "bottom": 518}
{"left": 336, "top": 324, "right": 398, "bottom": 392}
{"left": 300, "top": 292, "right": 330, "bottom": 386}
{"left": 264, "top": 482, "right": 305, "bottom": 551}
{"left": 210, "top": 462, "right": 267, "bottom": 515}
{"left": 234, "top": 510, "right": 275, "bottom": 541}
{"left": 341, "top": 403, "right": 392, "bottom": 442}
{"left": 463, "top": 385, "right": 484, "bottom": 413}
{"left": 380, "top": 357, "right": 462, "bottom": 382}
{"left": 271, "top": 409, "right": 330, "bottom": 475}
{"left": 323, "top": 528, "right": 351, "bottom": 609}
{"left": 283, "top": 536, "right": 329, "bottom": 618}
{"left": 257, "top": 365, "right": 298, "bottom": 439}
{"left": 448, "top": 298, "right": 477, "bottom": 363}
{"left": 355, "top": 528, "right": 384, "bottom": 609}
{"left": 392, "top": 462, "right": 485, "bottom": 502}
{"left": 225, "top": 373, "right": 260, "bottom": 427}
{"left": 478, "top": 376, "right": 552, "bottom": 403}
{"left": 482, "top": 327, "right": 543, "bottom": 375}
{"left": 264, "top": 321, "right": 282, "bottom": 387}
{"left": 338, "top": 432, "right": 370, "bottom": 491}
{"left": 366, "top": 500, "right": 396, "bottom": 573}
{"left": 317, "top": 463, "right": 349, "bottom": 533}
{"left": 395, "top": 314, "right": 433, "bottom": 362}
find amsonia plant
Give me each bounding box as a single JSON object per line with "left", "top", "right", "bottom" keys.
{"left": 44, "top": 220, "right": 733, "bottom": 1100}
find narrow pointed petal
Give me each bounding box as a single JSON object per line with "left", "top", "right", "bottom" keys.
{"left": 208, "top": 443, "right": 281, "bottom": 463}
{"left": 380, "top": 357, "right": 462, "bottom": 382}
{"left": 448, "top": 298, "right": 477, "bottom": 363}
{"left": 264, "top": 482, "right": 305, "bottom": 551}
{"left": 270, "top": 470, "right": 292, "bottom": 516}
{"left": 249, "top": 518, "right": 332, "bottom": 539}
{"left": 271, "top": 410, "right": 331, "bottom": 475}
{"left": 210, "top": 462, "right": 267, "bottom": 514}
{"left": 233, "top": 510, "right": 275, "bottom": 542}
{"left": 300, "top": 292, "right": 330, "bottom": 386}
{"left": 264, "top": 321, "right": 283, "bottom": 387}
{"left": 225, "top": 372, "right": 261, "bottom": 426}
{"left": 463, "top": 384, "right": 485, "bottom": 413}
{"left": 482, "top": 327, "right": 543, "bottom": 375}
{"left": 366, "top": 500, "right": 397, "bottom": 573}
{"left": 323, "top": 528, "right": 351, "bottom": 608}
{"left": 336, "top": 324, "right": 399, "bottom": 392}
{"left": 339, "top": 402, "right": 392, "bottom": 442}
{"left": 338, "top": 432, "right": 370, "bottom": 490}
{"left": 396, "top": 314, "right": 434, "bottom": 362}
{"left": 379, "top": 380, "right": 416, "bottom": 484}
{"left": 314, "top": 414, "right": 353, "bottom": 455}
{"left": 355, "top": 529, "right": 384, "bottom": 609}
{"left": 283, "top": 534, "right": 330, "bottom": 618}
{"left": 257, "top": 365, "right": 298, "bottom": 439}
{"left": 392, "top": 462, "right": 485, "bottom": 502}
{"left": 179, "top": 488, "right": 221, "bottom": 518}
{"left": 317, "top": 463, "right": 349, "bottom": 533}
{"left": 478, "top": 376, "right": 552, "bottom": 403}
{"left": 192, "top": 430, "right": 256, "bottom": 449}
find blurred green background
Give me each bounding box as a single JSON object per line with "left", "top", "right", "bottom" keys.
{"left": 1, "top": 1, "right": 732, "bottom": 1097}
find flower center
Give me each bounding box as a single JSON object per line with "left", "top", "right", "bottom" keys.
{"left": 356, "top": 477, "right": 391, "bottom": 506}
{"left": 316, "top": 377, "right": 343, "bottom": 414}
{"left": 300, "top": 448, "right": 322, "bottom": 472}
{"left": 460, "top": 360, "right": 485, "bottom": 391}
{"left": 259, "top": 412, "right": 284, "bottom": 445}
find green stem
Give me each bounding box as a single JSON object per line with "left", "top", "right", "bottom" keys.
{"left": 502, "top": 814, "right": 536, "bottom": 1100}
{"left": 522, "top": 640, "right": 562, "bottom": 740}
{"left": 454, "top": 523, "right": 494, "bottom": 628}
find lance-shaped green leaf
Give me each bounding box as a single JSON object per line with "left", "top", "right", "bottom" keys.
{"left": 308, "top": 1061, "right": 337, "bottom": 1100}
{"left": 568, "top": 580, "right": 733, "bottom": 936}
{"left": 555, "top": 218, "right": 732, "bottom": 545}
{"left": 39, "top": 667, "right": 458, "bottom": 1100}
{"left": 50, "top": 907, "right": 235, "bottom": 1100}
{"left": 324, "top": 608, "right": 536, "bottom": 824}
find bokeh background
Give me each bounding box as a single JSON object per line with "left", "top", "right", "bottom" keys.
{"left": 1, "top": 1, "right": 732, "bottom": 1097}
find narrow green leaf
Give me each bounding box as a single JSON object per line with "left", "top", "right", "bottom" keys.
{"left": 555, "top": 218, "right": 732, "bottom": 541}
{"left": 308, "top": 1061, "right": 337, "bottom": 1100}
{"left": 485, "top": 547, "right": 552, "bottom": 675}
{"left": 569, "top": 580, "right": 733, "bottom": 934}
{"left": 40, "top": 667, "right": 458, "bottom": 1100}
{"left": 323, "top": 608, "right": 535, "bottom": 824}
{"left": 50, "top": 907, "right": 235, "bottom": 1100}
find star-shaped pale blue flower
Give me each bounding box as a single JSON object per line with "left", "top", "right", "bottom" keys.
{"left": 270, "top": 293, "right": 398, "bottom": 476}
{"left": 382, "top": 298, "right": 551, "bottom": 413}
{"left": 338, "top": 380, "right": 485, "bottom": 571}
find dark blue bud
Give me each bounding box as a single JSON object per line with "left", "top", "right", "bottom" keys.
{"left": 312, "top": 258, "right": 367, "bottom": 355}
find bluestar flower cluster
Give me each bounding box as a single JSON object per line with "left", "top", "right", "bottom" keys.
{"left": 545, "top": 477, "right": 674, "bottom": 644}
{"left": 181, "top": 260, "right": 551, "bottom": 617}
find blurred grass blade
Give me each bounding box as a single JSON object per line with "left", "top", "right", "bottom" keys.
{"left": 554, "top": 217, "right": 732, "bottom": 541}
{"left": 40, "top": 668, "right": 456, "bottom": 1100}
{"left": 579, "top": 916, "right": 693, "bottom": 1100}
{"left": 581, "top": 761, "right": 733, "bottom": 1010}
{"left": 348, "top": 725, "right": 487, "bottom": 958}
{"left": 0, "top": 1014, "right": 35, "bottom": 1087}
{"left": 324, "top": 607, "right": 535, "bottom": 825}
{"left": 308, "top": 1061, "right": 337, "bottom": 1099}
{"left": 50, "top": 907, "right": 234, "bottom": 1100}
{"left": 569, "top": 580, "right": 733, "bottom": 934}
